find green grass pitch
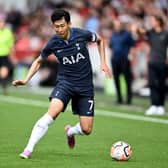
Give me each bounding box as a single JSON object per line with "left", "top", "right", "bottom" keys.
{"left": 0, "top": 88, "right": 168, "bottom": 168}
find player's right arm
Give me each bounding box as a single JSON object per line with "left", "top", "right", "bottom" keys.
{"left": 12, "top": 56, "right": 43, "bottom": 86}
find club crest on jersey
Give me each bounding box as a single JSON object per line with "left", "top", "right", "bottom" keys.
{"left": 63, "top": 52, "right": 85, "bottom": 65}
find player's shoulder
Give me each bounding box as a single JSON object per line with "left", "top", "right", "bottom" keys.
{"left": 72, "top": 27, "right": 93, "bottom": 36}
{"left": 72, "top": 28, "right": 97, "bottom": 42}
{"left": 46, "top": 34, "right": 62, "bottom": 46}
{"left": 49, "top": 34, "right": 61, "bottom": 42}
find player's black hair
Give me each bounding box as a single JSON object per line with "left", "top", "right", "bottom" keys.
{"left": 153, "top": 15, "right": 164, "bottom": 27}
{"left": 51, "top": 9, "right": 71, "bottom": 24}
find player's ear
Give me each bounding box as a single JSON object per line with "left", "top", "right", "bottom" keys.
{"left": 68, "top": 21, "right": 71, "bottom": 26}
{"left": 96, "top": 34, "right": 103, "bottom": 43}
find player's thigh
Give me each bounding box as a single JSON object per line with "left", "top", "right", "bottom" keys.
{"left": 72, "top": 96, "right": 94, "bottom": 116}
{"left": 72, "top": 96, "right": 94, "bottom": 134}
{"left": 0, "top": 66, "right": 9, "bottom": 78}
{"left": 80, "top": 116, "right": 94, "bottom": 135}
{"left": 49, "top": 83, "right": 72, "bottom": 119}
{"left": 47, "top": 98, "right": 64, "bottom": 119}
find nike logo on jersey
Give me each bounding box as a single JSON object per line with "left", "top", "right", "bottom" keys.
{"left": 63, "top": 52, "right": 85, "bottom": 65}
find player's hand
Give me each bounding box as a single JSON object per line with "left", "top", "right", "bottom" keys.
{"left": 12, "top": 80, "right": 27, "bottom": 86}
{"left": 100, "top": 64, "right": 112, "bottom": 78}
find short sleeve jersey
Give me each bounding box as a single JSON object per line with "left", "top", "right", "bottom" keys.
{"left": 0, "top": 28, "right": 14, "bottom": 56}
{"left": 40, "top": 28, "right": 97, "bottom": 87}
{"left": 146, "top": 29, "right": 168, "bottom": 63}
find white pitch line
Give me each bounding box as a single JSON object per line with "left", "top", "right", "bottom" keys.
{"left": 96, "top": 110, "right": 168, "bottom": 124}
{"left": 0, "top": 95, "right": 48, "bottom": 108}
{"left": 1, "top": 95, "right": 168, "bottom": 125}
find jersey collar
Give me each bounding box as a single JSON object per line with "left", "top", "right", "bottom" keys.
{"left": 68, "top": 28, "right": 74, "bottom": 41}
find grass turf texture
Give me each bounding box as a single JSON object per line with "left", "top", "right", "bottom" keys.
{"left": 0, "top": 87, "right": 168, "bottom": 168}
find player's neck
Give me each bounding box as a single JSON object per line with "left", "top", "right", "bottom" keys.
{"left": 62, "top": 29, "right": 71, "bottom": 41}
{"left": 154, "top": 26, "right": 163, "bottom": 33}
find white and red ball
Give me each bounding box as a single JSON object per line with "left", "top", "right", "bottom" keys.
{"left": 110, "top": 141, "right": 132, "bottom": 161}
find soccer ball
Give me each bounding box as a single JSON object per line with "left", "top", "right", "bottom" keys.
{"left": 110, "top": 141, "right": 132, "bottom": 161}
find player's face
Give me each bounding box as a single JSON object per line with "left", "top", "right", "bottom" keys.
{"left": 113, "top": 20, "right": 122, "bottom": 32}
{"left": 53, "top": 18, "right": 71, "bottom": 40}
{"left": 150, "top": 16, "right": 159, "bottom": 28}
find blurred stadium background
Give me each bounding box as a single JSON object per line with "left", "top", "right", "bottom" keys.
{"left": 1, "top": 1, "right": 168, "bottom": 168}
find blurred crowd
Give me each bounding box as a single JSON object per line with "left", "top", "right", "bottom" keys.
{"left": 0, "top": 0, "right": 168, "bottom": 89}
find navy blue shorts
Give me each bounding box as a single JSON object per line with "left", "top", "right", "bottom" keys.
{"left": 49, "top": 82, "right": 94, "bottom": 116}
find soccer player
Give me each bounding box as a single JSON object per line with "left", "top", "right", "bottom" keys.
{"left": 0, "top": 13, "right": 15, "bottom": 94}
{"left": 12, "top": 9, "right": 112, "bottom": 159}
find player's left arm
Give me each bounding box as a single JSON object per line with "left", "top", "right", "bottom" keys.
{"left": 96, "top": 35, "right": 112, "bottom": 78}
